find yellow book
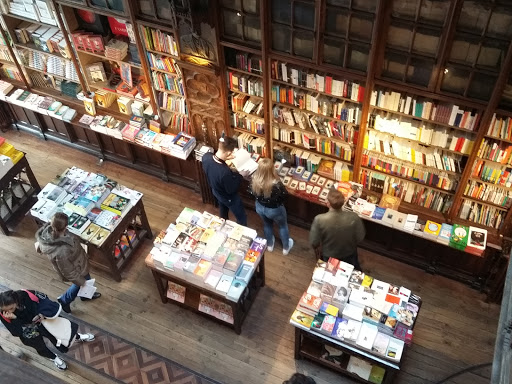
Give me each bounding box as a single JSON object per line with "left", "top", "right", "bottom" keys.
{"left": 411, "top": 149, "right": 415, "bottom": 163}
{"left": 363, "top": 133, "right": 369, "bottom": 149}
{"left": 424, "top": 220, "right": 441, "bottom": 236}
{"left": 10, "top": 150, "right": 24, "bottom": 164}
{"left": 0, "top": 142, "right": 14, "bottom": 157}
{"left": 325, "top": 304, "right": 339, "bottom": 317}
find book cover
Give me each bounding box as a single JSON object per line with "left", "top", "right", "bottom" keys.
{"left": 369, "top": 365, "right": 386, "bottom": 384}
{"left": 299, "top": 292, "right": 323, "bottom": 313}
{"left": 424, "top": 220, "right": 442, "bottom": 237}
{"left": 356, "top": 322, "right": 379, "bottom": 350}
{"left": 347, "top": 356, "right": 372, "bottom": 380}
{"left": 331, "top": 317, "right": 349, "bottom": 340}
{"left": 166, "top": 282, "right": 186, "bottom": 303}
{"left": 449, "top": 224, "right": 469, "bottom": 250}
{"left": 310, "top": 313, "right": 326, "bottom": 333}
{"left": 320, "top": 315, "right": 337, "bottom": 335}
{"left": 386, "top": 338, "right": 405, "bottom": 361}
{"left": 437, "top": 223, "right": 453, "bottom": 245}
{"left": 216, "top": 274, "right": 234, "bottom": 293}
{"left": 290, "top": 309, "right": 314, "bottom": 329}
{"left": 372, "top": 332, "right": 390, "bottom": 355}
{"left": 379, "top": 194, "right": 401, "bottom": 209}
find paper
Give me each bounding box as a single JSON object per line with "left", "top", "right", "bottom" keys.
{"left": 231, "top": 148, "right": 259, "bottom": 174}
{"left": 77, "top": 279, "right": 97, "bottom": 299}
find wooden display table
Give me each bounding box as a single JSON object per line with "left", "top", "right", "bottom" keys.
{"left": 0, "top": 155, "right": 40, "bottom": 235}
{"left": 34, "top": 199, "right": 152, "bottom": 282}
{"left": 145, "top": 252, "right": 265, "bottom": 334}
{"left": 292, "top": 326, "right": 399, "bottom": 384}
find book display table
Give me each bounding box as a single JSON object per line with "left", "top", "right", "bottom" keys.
{"left": 31, "top": 167, "right": 152, "bottom": 281}
{"left": 290, "top": 259, "right": 421, "bottom": 384}
{"left": 145, "top": 208, "right": 266, "bottom": 334}
{"left": 0, "top": 153, "right": 40, "bottom": 235}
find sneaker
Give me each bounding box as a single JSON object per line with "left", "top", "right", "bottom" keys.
{"left": 80, "top": 292, "right": 101, "bottom": 301}
{"left": 57, "top": 298, "right": 71, "bottom": 314}
{"left": 52, "top": 356, "right": 67, "bottom": 370}
{"left": 77, "top": 333, "right": 95, "bottom": 342}
{"left": 283, "top": 239, "right": 294, "bottom": 255}
{"left": 267, "top": 236, "right": 275, "bottom": 252}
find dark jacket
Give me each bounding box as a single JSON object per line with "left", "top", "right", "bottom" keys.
{"left": 36, "top": 224, "right": 89, "bottom": 286}
{"left": 251, "top": 181, "right": 288, "bottom": 208}
{"left": 309, "top": 208, "right": 366, "bottom": 261}
{"left": 202, "top": 152, "right": 243, "bottom": 201}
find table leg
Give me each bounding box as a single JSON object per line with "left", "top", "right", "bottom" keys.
{"left": 232, "top": 302, "right": 242, "bottom": 335}
{"left": 294, "top": 327, "right": 302, "bottom": 360}
{"left": 138, "top": 201, "right": 153, "bottom": 239}
{"left": 260, "top": 254, "right": 266, "bottom": 288}
{"left": 152, "top": 270, "right": 168, "bottom": 304}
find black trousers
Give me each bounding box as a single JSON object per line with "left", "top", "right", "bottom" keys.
{"left": 19, "top": 322, "right": 78, "bottom": 359}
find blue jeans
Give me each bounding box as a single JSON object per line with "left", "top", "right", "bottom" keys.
{"left": 60, "top": 273, "right": 91, "bottom": 304}
{"left": 255, "top": 201, "right": 290, "bottom": 249}
{"left": 215, "top": 193, "right": 247, "bottom": 226}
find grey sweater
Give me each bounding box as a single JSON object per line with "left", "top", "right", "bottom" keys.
{"left": 309, "top": 208, "right": 366, "bottom": 261}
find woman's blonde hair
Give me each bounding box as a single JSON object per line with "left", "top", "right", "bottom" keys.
{"left": 251, "top": 158, "right": 278, "bottom": 198}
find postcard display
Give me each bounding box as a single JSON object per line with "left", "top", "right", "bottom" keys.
{"left": 145, "top": 207, "right": 266, "bottom": 334}
{"left": 31, "top": 166, "right": 152, "bottom": 281}
{"left": 290, "top": 259, "right": 421, "bottom": 384}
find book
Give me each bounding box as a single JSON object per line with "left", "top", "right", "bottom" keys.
{"left": 437, "top": 223, "right": 453, "bottom": 245}
{"left": 423, "top": 220, "right": 442, "bottom": 238}
{"left": 466, "top": 226, "right": 487, "bottom": 255}
{"left": 290, "top": 309, "right": 314, "bottom": 330}
{"left": 449, "top": 224, "right": 469, "bottom": 250}
{"left": 216, "top": 274, "right": 234, "bottom": 293}
{"left": 372, "top": 332, "right": 390, "bottom": 355}
{"left": 379, "top": 194, "right": 401, "bottom": 209}
{"left": 347, "top": 356, "right": 372, "bottom": 380}
{"left": 227, "top": 279, "right": 246, "bottom": 301}
{"left": 231, "top": 148, "right": 259, "bottom": 175}
{"left": 320, "top": 315, "right": 337, "bottom": 335}
{"left": 369, "top": 366, "right": 386, "bottom": 384}
{"left": 166, "top": 282, "right": 186, "bottom": 303}
{"left": 385, "top": 338, "right": 405, "bottom": 361}
{"left": 101, "top": 193, "right": 130, "bottom": 215}
{"left": 356, "top": 322, "right": 379, "bottom": 349}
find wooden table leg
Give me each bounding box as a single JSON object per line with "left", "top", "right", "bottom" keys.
{"left": 152, "top": 270, "right": 168, "bottom": 304}
{"left": 294, "top": 327, "right": 302, "bottom": 360}
{"left": 232, "top": 302, "right": 242, "bottom": 335}
{"left": 260, "top": 254, "right": 266, "bottom": 288}
{"left": 138, "top": 201, "right": 153, "bottom": 239}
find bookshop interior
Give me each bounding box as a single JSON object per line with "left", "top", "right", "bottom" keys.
{"left": 0, "top": 0, "right": 511, "bottom": 383}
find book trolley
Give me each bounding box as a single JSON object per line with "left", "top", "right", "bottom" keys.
{"left": 290, "top": 260, "right": 421, "bottom": 384}
{"left": 145, "top": 208, "right": 266, "bottom": 334}
{"left": 31, "top": 166, "right": 152, "bottom": 281}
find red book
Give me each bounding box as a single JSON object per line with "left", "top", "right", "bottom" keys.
{"left": 325, "top": 76, "right": 333, "bottom": 94}
{"left": 343, "top": 81, "right": 348, "bottom": 98}
{"left": 358, "top": 85, "right": 365, "bottom": 102}
{"left": 455, "top": 137, "right": 464, "bottom": 152}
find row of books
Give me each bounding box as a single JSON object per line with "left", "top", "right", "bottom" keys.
{"left": 459, "top": 200, "right": 506, "bottom": 230}
{"left": 14, "top": 22, "right": 65, "bottom": 56}
{"left": 231, "top": 94, "right": 264, "bottom": 116}
{"left": 142, "top": 26, "right": 178, "bottom": 57}
{"left": 151, "top": 71, "right": 185, "bottom": 96}
{"left": 361, "top": 152, "right": 457, "bottom": 192}
{"left": 71, "top": 32, "right": 105, "bottom": 55}
{"left": 359, "top": 171, "right": 452, "bottom": 213}
{"left": 0, "top": 139, "right": 24, "bottom": 178}
{"left": 2, "top": 86, "right": 77, "bottom": 122}
{"left": 271, "top": 60, "right": 365, "bottom": 102}
{"left": 370, "top": 89, "right": 481, "bottom": 130}
{"left": 157, "top": 92, "right": 187, "bottom": 114}
{"left": 229, "top": 52, "right": 262, "bottom": 74}
{"left": 233, "top": 132, "right": 267, "bottom": 157}
{"left": 0, "top": 47, "right": 10, "bottom": 62}
{"left": 464, "top": 180, "right": 512, "bottom": 208}
{"left": 369, "top": 115, "right": 475, "bottom": 154}
{"left": 149, "top": 207, "right": 266, "bottom": 304}
{"left": 477, "top": 138, "right": 512, "bottom": 165}
{"left": 232, "top": 114, "right": 264, "bottom": 135}
{"left": 0, "top": 66, "right": 23, "bottom": 81}
{"left": 273, "top": 127, "right": 353, "bottom": 162}
{"left": 275, "top": 158, "right": 350, "bottom": 186}
{"left": 487, "top": 113, "right": 512, "bottom": 141}
{"left": 227, "top": 71, "right": 263, "bottom": 97}
{"left": 2, "top": 0, "right": 57, "bottom": 26}
{"left": 364, "top": 131, "right": 464, "bottom": 173}
{"left": 341, "top": 190, "right": 487, "bottom": 254}
{"left": 273, "top": 107, "right": 359, "bottom": 143}
{"left": 271, "top": 86, "right": 362, "bottom": 125}
{"left": 146, "top": 52, "right": 179, "bottom": 74}
{"left": 21, "top": 49, "right": 79, "bottom": 82}
{"left": 471, "top": 160, "right": 512, "bottom": 186}
{"left": 290, "top": 259, "right": 419, "bottom": 373}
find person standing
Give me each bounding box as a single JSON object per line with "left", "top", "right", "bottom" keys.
{"left": 309, "top": 189, "right": 365, "bottom": 270}
{"left": 202, "top": 136, "right": 249, "bottom": 225}
{"left": 250, "top": 158, "right": 293, "bottom": 254}
{"left": 0, "top": 290, "right": 95, "bottom": 370}
{"left": 35, "top": 213, "right": 101, "bottom": 314}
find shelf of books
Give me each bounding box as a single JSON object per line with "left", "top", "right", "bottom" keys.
{"left": 458, "top": 112, "right": 512, "bottom": 232}
{"left": 291, "top": 259, "right": 421, "bottom": 384}
{"left": 145, "top": 207, "right": 266, "bottom": 334}
{"left": 224, "top": 47, "right": 266, "bottom": 157}
{"left": 270, "top": 59, "right": 363, "bottom": 186}
{"left": 362, "top": 86, "right": 482, "bottom": 219}
{"left": 31, "top": 166, "right": 152, "bottom": 281}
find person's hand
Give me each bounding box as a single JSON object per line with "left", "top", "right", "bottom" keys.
{"left": 32, "top": 314, "right": 44, "bottom": 323}
{"left": 2, "top": 311, "right": 16, "bottom": 320}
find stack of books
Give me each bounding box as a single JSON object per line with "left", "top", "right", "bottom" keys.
{"left": 104, "top": 39, "right": 128, "bottom": 61}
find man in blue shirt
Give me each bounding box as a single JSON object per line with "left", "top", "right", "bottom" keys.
{"left": 202, "top": 137, "right": 248, "bottom": 225}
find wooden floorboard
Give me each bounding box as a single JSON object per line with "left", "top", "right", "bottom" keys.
{"left": 0, "top": 130, "right": 501, "bottom": 384}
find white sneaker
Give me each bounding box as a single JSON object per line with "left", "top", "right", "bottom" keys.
{"left": 52, "top": 356, "right": 67, "bottom": 370}
{"left": 267, "top": 236, "right": 275, "bottom": 252}
{"left": 283, "top": 239, "right": 294, "bottom": 255}
{"left": 78, "top": 333, "right": 95, "bottom": 342}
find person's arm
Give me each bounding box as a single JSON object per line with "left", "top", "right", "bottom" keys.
{"left": 355, "top": 216, "right": 366, "bottom": 244}
{"left": 309, "top": 216, "right": 322, "bottom": 251}
{"left": 222, "top": 171, "right": 243, "bottom": 196}
{"left": 0, "top": 316, "right": 23, "bottom": 337}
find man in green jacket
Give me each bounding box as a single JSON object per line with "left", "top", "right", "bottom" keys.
{"left": 309, "top": 188, "right": 365, "bottom": 270}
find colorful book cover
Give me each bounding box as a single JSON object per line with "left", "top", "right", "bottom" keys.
{"left": 320, "top": 315, "right": 337, "bottom": 335}
{"left": 424, "top": 220, "right": 441, "bottom": 237}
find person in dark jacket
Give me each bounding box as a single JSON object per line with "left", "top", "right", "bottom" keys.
{"left": 250, "top": 158, "right": 293, "bottom": 254}
{"left": 202, "top": 136, "right": 249, "bottom": 225}
{"left": 283, "top": 373, "right": 316, "bottom": 384}
{"left": 35, "top": 212, "right": 101, "bottom": 313}
{"left": 0, "top": 290, "right": 94, "bottom": 370}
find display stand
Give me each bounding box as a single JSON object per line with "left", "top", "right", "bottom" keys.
{"left": 0, "top": 155, "right": 40, "bottom": 235}
{"left": 293, "top": 326, "right": 398, "bottom": 384}
{"left": 145, "top": 253, "right": 265, "bottom": 334}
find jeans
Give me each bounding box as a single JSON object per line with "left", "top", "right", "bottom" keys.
{"left": 60, "top": 273, "right": 91, "bottom": 305}
{"left": 215, "top": 193, "right": 247, "bottom": 226}
{"left": 255, "top": 201, "right": 290, "bottom": 249}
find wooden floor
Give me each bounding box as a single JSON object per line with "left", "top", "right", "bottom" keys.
{"left": 0, "top": 130, "right": 499, "bottom": 384}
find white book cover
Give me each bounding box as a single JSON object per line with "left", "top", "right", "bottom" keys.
{"left": 356, "top": 322, "right": 379, "bottom": 350}
{"left": 77, "top": 279, "right": 97, "bottom": 299}
{"left": 347, "top": 356, "right": 372, "bottom": 380}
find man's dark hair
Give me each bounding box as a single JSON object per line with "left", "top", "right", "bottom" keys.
{"left": 327, "top": 188, "right": 345, "bottom": 210}
{"left": 0, "top": 290, "right": 20, "bottom": 308}
{"left": 283, "top": 373, "right": 316, "bottom": 384}
{"left": 219, "top": 136, "right": 238, "bottom": 152}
